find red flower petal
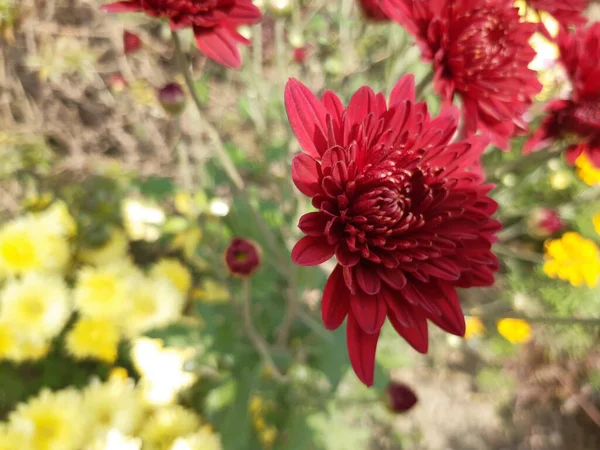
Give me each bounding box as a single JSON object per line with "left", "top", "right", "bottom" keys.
{"left": 355, "top": 264, "right": 381, "bottom": 295}
{"left": 291, "top": 235, "right": 335, "bottom": 266}
{"left": 291, "top": 153, "right": 322, "bottom": 197}
{"left": 285, "top": 79, "right": 329, "bottom": 158}
{"left": 350, "top": 290, "right": 387, "bottom": 334}
{"left": 390, "top": 74, "right": 416, "bottom": 106}
{"left": 425, "top": 282, "right": 466, "bottom": 336}
{"left": 194, "top": 26, "right": 243, "bottom": 69}
{"left": 321, "top": 265, "right": 350, "bottom": 329}
{"left": 101, "top": 1, "right": 142, "bottom": 12}
{"left": 346, "top": 313, "right": 380, "bottom": 387}
{"left": 298, "top": 212, "right": 330, "bottom": 236}
{"left": 388, "top": 308, "right": 429, "bottom": 353}
{"left": 227, "top": 1, "right": 262, "bottom": 24}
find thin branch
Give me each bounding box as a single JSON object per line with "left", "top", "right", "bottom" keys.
{"left": 241, "top": 279, "right": 288, "bottom": 382}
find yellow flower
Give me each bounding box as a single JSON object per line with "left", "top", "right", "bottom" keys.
{"left": 132, "top": 338, "right": 197, "bottom": 406}
{"left": 74, "top": 262, "right": 138, "bottom": 320}
{"left": 82, "top": 378, "right": 142, "bottom": 438}
{"left": 139, "top": 406, "right": 201, "bottom": 450}
{"left": 575, "top": 154, "right": 600, "bottom": 186}
{"left": 152, "top": 259, "right": 192, "bottom": 294}
{"left": 122, "top": 198, "right": 166, "bottom": 242}
{"left": 260, "top": 426, "right": 278, "bottom": 449}
{"left": 464, "top": 316, "right": 486, "bottom": 340}
{"left": 497, "top": 318, "right": 532, "bottom": 344}
{"left": 37, "top": 201, "right": 77, "bottom": 237}
{"left": 170, "top": 227, "right": 202, "bottom": 261}
{"left": 121, "top": 276, "right": 184, "bottom": 337}
{"left": 85, "top": 429, "right": 142, "bottom": 450}
{"left": 79, "top": 228, "right": 129, "bottom": 266}
{"left": 0, "top": 216, "right": 70, "bottom": 275}
{"left": 249, "top": 395, "right": 264, "bottom": 416}
{"left": 0, "top": 323, "right": 15, "bottom": 359}
{"left": 193, "top": 279, "right": 230, "bottom": 304}
{"left": 66, "top": 318, "right": 120, "bottom": 363}
{"left": 109, "top": 367, "right": 129, "bottom": 381}
{"left": 10, "top": 388, "right": 85, "bottom": 450}
{"left": 170, "top": 427, "right": 222, "bottom": 450}
{"left": 543, "top": 232, "right": 600, "bottom": 287}
{"left": 0, "top": 424, "right": 26, "bottom": 450}
{"left": 594, "top": 213, "right": 600, "bottom": 236}
{"left": 6, "top": 337, "right": 50, "bottom": 362}
{"left": 0, "top": 273, "right": 71, "bottom": 342}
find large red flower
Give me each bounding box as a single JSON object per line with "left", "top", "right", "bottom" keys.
{"left": 285, "top": 75, "right": 501, "bottom": 386}
{"left": 381, "top": 0, "right": 542, "bottom": 149}
{"left": 102, "top": 0, "right": 262, "bottom": 69}
{"left": 524, "top": 23, "right": 600, "bottom": 166}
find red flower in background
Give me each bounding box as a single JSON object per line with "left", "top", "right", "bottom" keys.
{"left": 102, "top": 0, "right": 262, "bottom": 68}
{"left": 381, "top": 0, "right": 542, "bottom": 149}
{"left": 123, "top": 30, "right": 142, "bottom": 54}
{"left": 358, "top": 0, "right": 390, "bottom": 21}
{"left": 525, "top": 23, "right": 600, "bottom": 166}
{"left": 384, "top": 381, "right": 418, "bottom": 413}
{"left": 285, "top": 75, "right": 500, "bottom": 386}
{"left": 526, "top": 0, "right": 590, "bottom": 35}
{"left": 225, "top": 238, "right": 261, "bottom": 277}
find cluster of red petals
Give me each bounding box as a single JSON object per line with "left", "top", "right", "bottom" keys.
{"left": 102, "top": 0, "right": 261, "bottom": 68}
{"left": 285, "top": 75, "right": 500, "bottom": 386}
{"left": 525, "top": 23, "right": 600, "bottom": 167}
{"left": 225, "top": 238, "right": 261, "bottom": 277}
{"left": 381, "top": 0, "right": 542, "bottom": 149}
{"left": 358, "top": 0, "right": 390, "bottom": 21}
{"left": 527, "top": 0, "right": 590, "bottom": 35}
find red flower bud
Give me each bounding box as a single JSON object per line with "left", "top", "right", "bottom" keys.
{"left": 108, "top": 73, "right": 127, "bottom": 92}
{"left": 527, "top": 207, "right": 565, "bottom": 239}
{"left": 384, "top": 381, "right": 418, "bottom": 413}
{"left": 123, "top": 30, "right": 142, "bottom": 54}
{"left": 225, "top": 238, "right": 261, "bottom": 277}
{"left": 157, "top": 83, "right": 186, "bottom": 115}
{"left": 292, "top": 46, "right": 309, "bottom": 64}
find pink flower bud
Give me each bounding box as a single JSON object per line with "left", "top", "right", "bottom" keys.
{"left": 108, "top": 73, "right": 127, "bottom": 92}
{"left": 292, "top": 46, "right": 309, "bottom": 64}
{"left": 123, "top": 30, "right": 142, "bottom": 54}
{"left": 384, "top": 381, "right": 418, "bottom": 413}
{"left": 527, "top": 207, "right": 565, "bottom": 239}
{"left": 157, "top": 83, "right": 186, "bottom": 115}
{"left": 225, "top": 238, "right": 261, "bottom": 277}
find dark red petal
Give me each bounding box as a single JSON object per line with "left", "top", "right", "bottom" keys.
{"left": 356, "top": 264, "right": 381, "bottom": 295}
{"left": 336, "top": 244, "right": 361, "bottom": 267}
{"left": 378, "top": 268, "right": 407, "bottom": 290}
{"left": 346, "top": 313, "right": 380, "bottom": 387}
{"left": 388, "top": 308, "right": 429, "bottom": 354}
{"left": 284, "top": 78, "right": 328, "bottom": 158}
{"left": 194, "top": 26, "right": 242, "bottom": 69}
{"left": 298, "top": 212, "right": 330, "bottom": 236}
{"left": 347, "top": 86, "right": 376, "bottom": 127}
{"left": 350, "top": 290, "right": 387, "bottom": 334}
{"left": 321, "top": 265, "right": 350, "bottom": 330}
{"left": 426, "top": 283, "right": 466, "bottom": 337}
{"left": 322, "top": 91, "right": 345, "bottom": 123}
{"left": 291, "top": 153, "right": 322, "bottom": 197}
{"left": 101, "top": 1, "right": 142, "bottom": 12}
{"left": 227, "top": 1, "right": 262, "bottom": 23}
{"left": 291, "top": 236, "right": 335, "bottom": 266}
{"left": 390, "top": 74, "right": 415, "bottom": 106}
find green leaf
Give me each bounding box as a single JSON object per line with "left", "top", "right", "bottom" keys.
{"left": 134, "top": 176, "right": 175, "bottom": 199}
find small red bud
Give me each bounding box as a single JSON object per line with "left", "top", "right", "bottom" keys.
{"left": 384, "top": 381, "right": 418, "bottom": 413}
{"left": 292, "top": 46, "right": 309, "bottom": 64}
{"left": 108, "top": 73, "right": 127, "bottom": 92}
{"left": 123, "top": 30, "right": 142, "bottom": 55}
{"left": 225, "top": 238, "right": 261, "bottom": 277}
{"left": 527, "top": 207, "right": 565, "bottom": 239}
{"left": 157, "top": 82, "right": 186, "bottom": 115}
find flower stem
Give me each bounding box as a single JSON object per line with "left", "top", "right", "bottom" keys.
{"left": 241, "top": 279, "right": 288, "bottom": 382}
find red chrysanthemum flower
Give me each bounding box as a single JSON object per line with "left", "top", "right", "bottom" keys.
{"left": 525, "top": 0, "right": 590, "bottom": 36}
{"left": 285, "top": 75, "right": 501, "bottom": 386}
{"left": 524, "top": 23, "right": 600, "bottom": 166}
{"left": 358, "top": 0, "right": 390, "bottom": 21}
{"left": 225, "top": 238, "right": 261, "bottom": 277}
{"left": 102, "top": 0, "right": 262, "bottom": 68}
{"left": 381, "top": 0, "right": 542, "bottom": 149}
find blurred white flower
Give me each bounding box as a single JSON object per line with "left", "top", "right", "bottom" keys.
{"left": 122, "top": 198, "right": 166, "bottom": 241}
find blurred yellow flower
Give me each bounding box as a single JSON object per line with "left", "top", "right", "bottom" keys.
{"left": 543, "top": 232, "right": 600, "bottom": 287}
{"left": 170, "top": 427, "right": 222, "bottom": 450}
{"left": 109, "top": 367, "right": 129, "bottom": 381}
{"left": 122, "top": 198, "right": 166, "bottom": 242}
{"left": 0, "top": 273, "right": 71, "bottom": 342}
{"left": 0, "top": 323, "right": 15, "bottom": 359}
{"left": 170, "top": 226, "right": 202, "bottom": 261}
{"left": 121, "top": 276, "right": 185, "bottom": 337}
{"left": 594, "top": 213, "right": 600, "bottom": 236}
{"left": 66, "top": 318, "right": 120, "bottom": 364}
{"left": 152, "top": 258, "right": 192, "bottom": 294}
{"left": 575, "top": 153, "right": 600, "bottom": 186}
{"left": 497, "top": 318, "right": 532, "bottom": 344}
{"left": 37, "top": 200, "right": 77, "bottom": 237}
{"left": 74, "top": 262, "right": 138, "bottom": 320}
{"left": 464, "top": 316, "right": 486, "bottom": 340}
{"left": 260, "top": 426, "right": 278, "bottom": 449}
{"left": 79, "top": 228, "right": 129, "bottom": 266}
{"left": 249, "top": 395, "right": 264, "bottom": 416}
{"left": 82, "top": 378, "right": 142, "bottom": 438}
{"left": 7, "top": 337, "right": 50, "bottom": 362}
{"left": 0, "top": 424, "right": 25, "bottom": 450}
{"left": 193, "top": 279, "right": 230, "bottom": 304}
{"left": 549, "top": 170, "right": 572, "bottom": 190}
{"left": 9, "top": 388, "right": 85, "bottom": 450}
{"left": 85, "top": 429, "right": 142, "bottom": 450}
{"left": 140, "top": 406, "right": 201, "bottom": 450}
{"left": 132, "top": 338, "right": 197, "bottom": 406}
{"left": 0, "top": 216, "right": 70, "bottom": 275}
